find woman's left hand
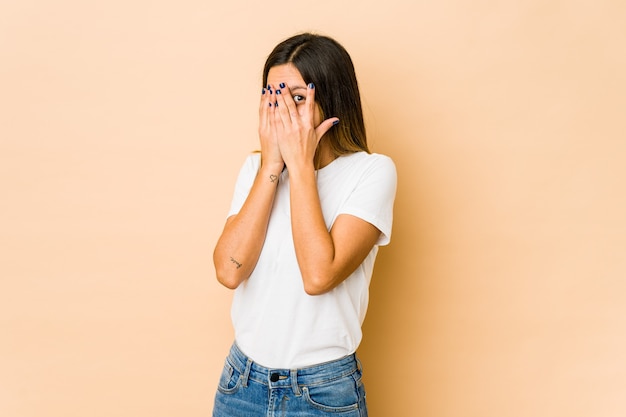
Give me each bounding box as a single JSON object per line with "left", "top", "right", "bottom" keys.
{"left": 270, "top": 83, "right": 338, "bottom": 170}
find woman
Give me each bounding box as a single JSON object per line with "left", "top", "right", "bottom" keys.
{"left": 212, "top": 32, "right": 396, "bottom": 417}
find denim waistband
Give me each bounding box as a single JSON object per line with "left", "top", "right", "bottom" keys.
{"left": 226, "top": 343, "right": 360, "bottom": 394}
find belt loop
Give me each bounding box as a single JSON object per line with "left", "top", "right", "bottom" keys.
{"left": 241, "top": 358, "right": 252, "bottom": 387}
{"left": 356, "top": 356, "right": 363, "bottom": 372}
{"left": 290, "top": 369, "right": 301, "bottom": 396}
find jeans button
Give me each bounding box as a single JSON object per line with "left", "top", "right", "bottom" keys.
{"left": 270, "top": 372, "right": 279, "bottom": 382}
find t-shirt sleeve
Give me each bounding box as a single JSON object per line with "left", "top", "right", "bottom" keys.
{"left": 227, "top": 153, "right": 261, "bottom": 217}
{"left": 338, "top": 154, "right": 397, "bottom": 246}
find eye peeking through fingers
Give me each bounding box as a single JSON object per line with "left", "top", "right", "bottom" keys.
{"left": 293, "top": 95, "right": 305, "bottom": 104}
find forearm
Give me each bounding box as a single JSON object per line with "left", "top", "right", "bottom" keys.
{"left": 288, "top": 165, "right": 337, "bottom": 295}
{"left": 213, "top": 163, "right": 283, "bottom": 289}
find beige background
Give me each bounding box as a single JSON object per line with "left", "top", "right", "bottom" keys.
{"left": 2, "top": 1, "right": 625, "bottom": 416}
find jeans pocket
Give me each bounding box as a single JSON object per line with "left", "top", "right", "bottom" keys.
{"left": 302, "top": 374, "right": 361, "bottom": 413}
{"left": 216, "top": 359, "right": 242, "bottom": 394}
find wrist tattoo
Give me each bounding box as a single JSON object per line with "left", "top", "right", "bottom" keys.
{"left": 269, "top": 174, "right": 278, "bottom": 183}
{"left": 230, "top": 257, "right": 242, "bottom": 269}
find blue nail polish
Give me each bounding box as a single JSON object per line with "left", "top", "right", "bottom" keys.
{"left": 262, "top": 88, "right": 266, "bottom": 95}
{"left": 267, "top": 84, "right": 271, "bottom": 89}
{"left": 308, "top": 83, "right": 315, "bottom": 89}
{"left": 279, "top": 82, "right": 285, "bottom": 88}
{"left": 269, "top": 102, "right": 272, "bottom": 107}
{"left": 276, "top": 89, "right": 281, "bottom": 95}
{"left": 275, "top": 101, "right": 278, "bottom": 107}
{"left": 333, "top": 120, "right": 340, "bottom": 126}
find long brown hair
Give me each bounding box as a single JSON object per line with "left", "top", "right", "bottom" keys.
{"left": 263, "top": 33, "right": 369, "bottom": 156}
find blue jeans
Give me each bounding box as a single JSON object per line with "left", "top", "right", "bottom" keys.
{"left": 212, "top": 343, "right": 368, "bottom": 417}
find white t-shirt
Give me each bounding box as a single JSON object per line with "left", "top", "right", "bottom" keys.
{"left": 227, "top": 151, "right": 397, "bottom": 368}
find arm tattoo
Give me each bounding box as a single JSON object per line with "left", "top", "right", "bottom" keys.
{"left": 269, "top": 174, "right": 278, "bottom": 183}
{"left": 230, "top": 257, "right": 242, "bottom": 269}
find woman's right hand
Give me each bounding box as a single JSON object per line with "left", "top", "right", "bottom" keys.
{"left": 259, "top": 85, "right": 284, "bottom": 170}
{"left": 214, "top": 86, "right": 285, "bottom": 290}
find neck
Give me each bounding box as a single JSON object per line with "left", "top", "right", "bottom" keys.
{"left": 315, "top": 140, "right": 337, "bottom": 170}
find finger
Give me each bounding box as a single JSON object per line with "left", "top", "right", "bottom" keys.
{"left": 305, "top": 82, "right": 316, "bottom": 124}
{"left": 264, "top": 84, "right": 278, "bottom": 132}
{"left": 272, "top": 92, "right": 283, "bottom": 131}
{"left": 259, "top": 85, "right": 270, "bottom": 129}
{"left": 267, "top": 84, "right": 280, "bottom": 132}
{"left": 274, "top": 87, "right": 292, "bottom": 127}
{"left": 276, "top": 83, "right": 299, "bottom": 125}
{"left": 275, "top": 87, "right": 289, "bottom": 127}
{"left": 315, "top": 117, "right": 340, "bottom": 140}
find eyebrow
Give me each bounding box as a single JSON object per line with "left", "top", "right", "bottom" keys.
{"left": 290, "top": 85, "right": 307, "bottom": 92}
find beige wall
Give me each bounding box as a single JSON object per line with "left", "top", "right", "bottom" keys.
{"left": 1, "top": 1, "right": 625, "bottom": 416}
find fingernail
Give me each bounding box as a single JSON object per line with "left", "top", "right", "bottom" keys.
{"left": 262, "top": 88, "right": 266, "bottom": 95}
{"left": 276, "top": 89, "right": 281, "bottom": 95}
{"left": 275, "top": 101, "right": 279, "bottom": 107}
{"left": 267, "top": 84, "right": 271, "bottom": 89}
{"left": 269, "top": 102, "right": 272, "bottom": 107}
{"left": 308, "top": 83, "right": 315, "bottom": 89}
{"left": 333, "top": 120, "right": 340, "bottom": 126}
{"left": 279, "top": 82, "right": 285, "bottom": 88}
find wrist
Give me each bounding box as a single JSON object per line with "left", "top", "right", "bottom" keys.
{"left": 259, "top": 162, "right": 284, "bottom": 184}
{"left": 259, "top": 161, "right": 284, "bottom": 174}
{"left": 285, "top": 161, "right": 316, "bottom": 184}
{"left": 285, "top": 158, "right": 315, "bottom": 174}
